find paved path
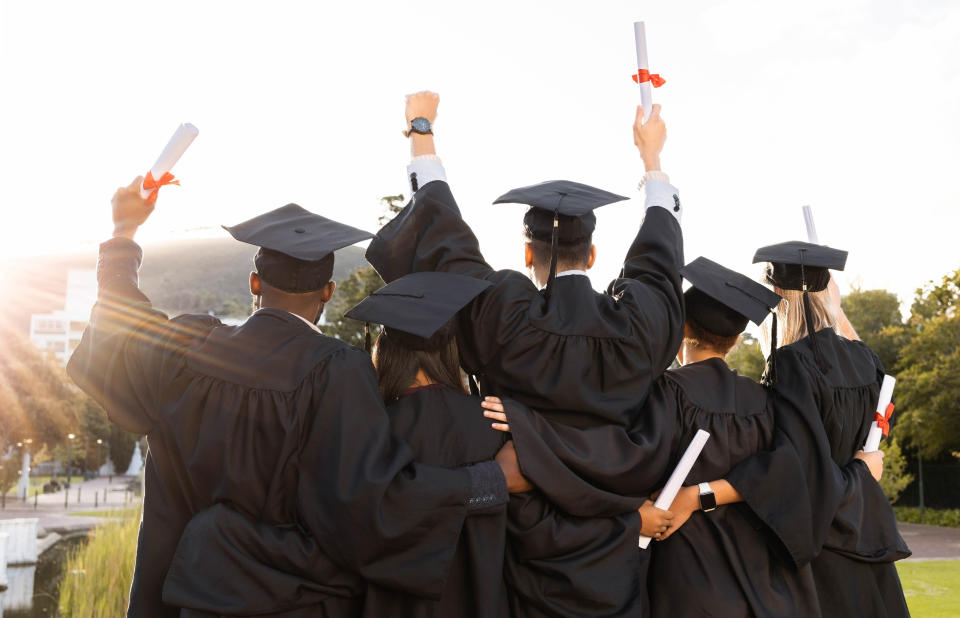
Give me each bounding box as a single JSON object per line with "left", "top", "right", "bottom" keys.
{"left": 1, "top": 475, "right": 141, "bottom": 536}
{"left": 898, "top": 522, "right": 960, "bottom": 561}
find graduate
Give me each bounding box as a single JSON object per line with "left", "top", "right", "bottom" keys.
{"left": 67, "top": 178, "right": 524, "bottom": 617}
{"left": 720, "top": 242, "right": 911, "bottom": 617}
{"left": 363, "top": 92, "right": 683, "bottom": 615}
{"left": 163, "top": 272, "right": 525, "bottom": 617}
{"left": 483, "top": 257, "right": 824, "bottom": 617}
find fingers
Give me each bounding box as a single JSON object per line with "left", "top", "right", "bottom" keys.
{"left": 649, "top": 103, "right": 662, "bottom": 121}
{"left": 127, "top": 176, "right": 144, "bottom": 191}
{"left": 491, "top": 423, "right": 510, "bottom": 432}
{"left": 483, "top": 410, "right": 508, "bottom": 422}
{"left": 481, "top": 397, "right": 504, "bottom": 412}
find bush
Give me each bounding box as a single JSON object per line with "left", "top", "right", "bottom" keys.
{"left": 894, "top": 506, "right": 960, "bottom": 529}
{"left": 59, "top": 508, "right": 140, "bottom": 616}
{"left": 879, "top": 438, "right": 914, "bottom": 504}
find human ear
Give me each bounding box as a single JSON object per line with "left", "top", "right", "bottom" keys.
{"left": 524, "top": 243, "right": 534, "bottom": 269}
{"left": 586, "top": 245, "right": 597, "bottom": 270}
{"left": 249, "top": 272, "right": 261, "bottom": 296}
{"left": 321, "top": 280, "right": 337, "bottom": 303}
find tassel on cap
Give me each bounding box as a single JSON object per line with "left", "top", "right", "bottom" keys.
{"left": 544, "top": 210, "right": 560, "bottom": 302}
{"left": 364, "top": 322, "right": 372, "bottom": 354}
{"left": 799, "top": 254, "right": 832, "bottom": 373}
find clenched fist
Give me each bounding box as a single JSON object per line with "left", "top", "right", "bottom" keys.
{"left": 405, "top": 90, "right": 439, "bottom": 124}
{"left": 112, "top": 176, "right": 154, "bottom": 239}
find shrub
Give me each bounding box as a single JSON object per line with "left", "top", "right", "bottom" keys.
{"left": 894, "top": 506, "right": 960, "bottom": 529}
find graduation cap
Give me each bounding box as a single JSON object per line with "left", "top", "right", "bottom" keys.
{"left": 680, "top": 257, "right": 782, "bottom": 338}
{"left": 752, "top": 241, "right": 848, "bottom": 374}
{"left": 345, "top": 271, "right": 492, "bottom": 352}
{"left": 223, "top": 204, "right": 373, "bottom": 293}
{"left": 494, "top": 180, "right": 629, "bottom": 298}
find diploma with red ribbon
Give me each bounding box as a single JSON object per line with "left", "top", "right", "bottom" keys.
{"left": 864, "top": 375, "right": 896, "bottom": 452}
{"left": 632, "top": 22, "right": 665, "bottom": 122}
{"left": 140, "top": 123, "right": 199, "bottom": 204}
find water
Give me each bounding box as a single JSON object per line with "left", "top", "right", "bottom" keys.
{"left": 1, "top": 536, "right": 87, "bottom": 618}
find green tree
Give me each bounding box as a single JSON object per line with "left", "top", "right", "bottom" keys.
{"left": 726, "top": 333, "right": 766, "bottom": 381}
{"left": 323, "top": 195, "right": 405, "bottom": 348}
{"left": 895, "top": 269, "right": 960, "bottom": 459}
{"left": 110, "top": 424, "right": 138, "bottom": 474}
{"left": 842, "top": 288, "right": 910, "bottom": 372}
{"left": 878, "top": 437, "right": 914, "bottom": 503}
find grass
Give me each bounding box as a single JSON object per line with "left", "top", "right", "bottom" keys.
{"left": 69, "top": 508, "right": 139, "bottom": 518}
{"left": 58, "top": 508, "right": 140, "bottom": 617}
{"left": 3, "top": 475, "right": 84, "bottom": 496}
{"left": 898, "top": 561, "right": 960, "bottom": 617}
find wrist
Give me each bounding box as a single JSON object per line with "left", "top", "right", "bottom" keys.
{"left": 642, "top": 155, "right": 661, "bottom": 172}
{"left": 112, "top": 224, "right": 138, "bottom": 240}
{"left": 410, "top": 133, "right": 437, "bottom": 157}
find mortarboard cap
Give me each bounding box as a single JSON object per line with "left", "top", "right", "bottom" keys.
{"left": 345, "top": 272, "right": 492, "bottom": 345}
{"left": 753, "top": 241, "right": 847, "bottom": 292}
{"left": 223, "top": 203, "right": 373, "bottom": 293}
{"left": 680, "top": 257, "right": 782, "bottom": 337}
{"left": 494, "top": 180, "right": 628, "bottom": 298}
{"left": 495, "top": 180, "right": 630, "bottom": 243}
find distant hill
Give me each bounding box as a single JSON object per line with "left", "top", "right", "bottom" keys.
{"left": 4, "top": 237, "right": 369, "bottom": 334}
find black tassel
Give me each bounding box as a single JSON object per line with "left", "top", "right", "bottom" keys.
{"left": 410, "top": 172, "right": 419, "bottom": 192}
{"left": 364, "top": 323, "right": 372, "bottom": 355}
{"left": 766, "top": 312, "right": 778, "bottom": 385}
{"left": 544, "top": 210, "right": 560, "bottom": 302}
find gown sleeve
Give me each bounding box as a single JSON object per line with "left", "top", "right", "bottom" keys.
{"left": 501, "top": 381, "right": 681, "bottom": 518}
{"left": 295, "top": 347, "right": 507, "bottom": 599}
{"left": 66, "top": 237, "right": 220, "bottom": 435}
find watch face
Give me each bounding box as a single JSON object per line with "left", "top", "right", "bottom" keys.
{"left": 700, "top": 490, "right": 717, "bottom": 512}
{"left": 411, "top": 117, "right": 431, "bottom": 133}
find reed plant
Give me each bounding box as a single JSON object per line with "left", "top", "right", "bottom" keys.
{"left": 58, "top": 508, "right": 140, "bottom": 617}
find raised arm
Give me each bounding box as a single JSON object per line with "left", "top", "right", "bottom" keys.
{"left": 67, "top": 178, "right": 216, "bottom": 435}
{"left": 609, "top": 104, "right": 685, "bottom": 378}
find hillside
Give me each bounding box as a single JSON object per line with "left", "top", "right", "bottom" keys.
{"left": 4, "top": 237, "right": 369, "bottom": 334}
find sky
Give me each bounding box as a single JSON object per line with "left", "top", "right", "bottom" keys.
{"left": 2, "top": 0, "right": 959, "bottom": 312}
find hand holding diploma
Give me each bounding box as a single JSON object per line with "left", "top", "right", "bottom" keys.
{"left": 140, "top": 123, "right": 199, "bottom": 204}
{"left": 864, "top": 375, "right": 896, "bottom": 453}
{"left": 639, "top": 429, "right": 710, "bottom": 549}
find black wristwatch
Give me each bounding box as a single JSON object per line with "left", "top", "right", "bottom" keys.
{"left": 405, "top": 116, "right": 433, "bottom": 137}
{"left": 698, "top": 482, "right": 717, "bottom": 512}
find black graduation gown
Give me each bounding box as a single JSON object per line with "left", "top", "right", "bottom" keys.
{"left": 725, "top": 330, "right": 911, "bottom": 618}
{"left": 360, "top": 385, "right": 509, "bottom": 618}
{"left": 66, "top": 238, "right": 506, "bottom": 617}
{"left": 498, "top": 359, "right": 820, "bottom": 617}
{"left": 366, "top": 180, "right": 684, "bottom": 616}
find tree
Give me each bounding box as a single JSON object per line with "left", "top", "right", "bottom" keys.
{"left": 110, "top": 424, "right": 138, "bottom": 475}
{"left": 726, "top": 333, "right": 766, "bottom": 381}
{"left": 842, "top": 288, "right": 909, "bottom": 372}
{"left": 895, "top": 269, "right": 960, "bottom": 459}
{"left": 323, "top": 195, "right": 405, "bottom": 347}
{"left": 878, "top": 437, "right": 913, "bottom": 504}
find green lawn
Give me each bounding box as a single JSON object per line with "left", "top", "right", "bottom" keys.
{"left": 898, "top": 560, "right": 960, "bottom": 617}
{"left": 69, "top": 508, "right": 139, "bottom": 518}
{"left": 3, "top": 475, "right": 85, "bottom": 496}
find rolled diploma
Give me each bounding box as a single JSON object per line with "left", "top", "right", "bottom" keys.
{"left": 633, "top": 21, "right": 653, "bottom": 122}
{"left": 140, "top": 123, "right": 200, "bottom": 199}
{"left": 864, "top": 375, "right": 896, "bottom": 452}
{"left": 639, "top": 428, "right": 711, "bottom": 549}
{"left": 802, "top": 205, "right": 819, "bottom": 244}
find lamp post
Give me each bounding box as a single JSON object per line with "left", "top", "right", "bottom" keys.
{"left": 96, "top": 439, "right": 103, "bottom": 477}
{"left": 66, "top": 433, "right": 76, "bottom": 489}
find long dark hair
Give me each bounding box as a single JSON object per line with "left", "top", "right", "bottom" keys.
{"left": 374, "top": 326, "right": 466, "bottom": 403}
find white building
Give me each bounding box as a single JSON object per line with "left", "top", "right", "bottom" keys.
{"left": 29, "top": 269, "right": 96, "bottom": 366}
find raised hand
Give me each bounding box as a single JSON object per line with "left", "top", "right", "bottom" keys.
{"left": 405, "top": 90, "right": 440, "bottom": 125}
{"left": 112, "top": 176, "right": 154, "bottom": 239}
{"left": 633, "top": 103, "right": 666, "bottom": 172}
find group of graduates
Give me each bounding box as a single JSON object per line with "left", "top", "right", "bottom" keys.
{"left": 67, "top": 92, "right": 912, "bottom": 618}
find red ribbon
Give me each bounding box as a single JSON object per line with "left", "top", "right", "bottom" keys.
{"left": 142, "top": 171, "right": 180, "bottom": 205}
{"left": 632, "top": 69, "right": 666, "bottom": 88}
{"left": 874, "top": 403, "right": 895, "bottom": 437}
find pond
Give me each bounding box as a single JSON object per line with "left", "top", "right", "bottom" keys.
{"left": 2, "top": 535, "right": 88, "bottom": 618}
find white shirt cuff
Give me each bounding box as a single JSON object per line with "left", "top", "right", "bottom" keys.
{"left": 407, "top": 155, "right": 447, "bottom": 192}
{"left": 642, "top": 178, "right": 681, "bottom": 223}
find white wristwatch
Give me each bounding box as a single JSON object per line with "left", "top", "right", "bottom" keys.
{"left": 698, "top": 482, "right": 717, "bottom": 512}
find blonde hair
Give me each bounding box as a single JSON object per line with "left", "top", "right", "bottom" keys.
{"left": 762, "top": 288, "right": 837, "bottom": 351}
